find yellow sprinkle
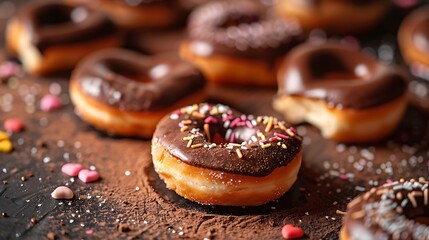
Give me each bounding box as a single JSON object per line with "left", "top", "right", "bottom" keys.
{"left": 0, "top": 131, "right": 9, "bottom": 141}
{"left": 336, "top": 210, "right": 346, "bottom": 215}
{"left": 277, "top": 142, "right": 281, "bottom": 146}
{"left": 261, "top": 143, "right": 271, "bottom": 149}
{"left": 282, "top": 144, "right": 287, "bottom": 149}
{"left": 191, "top": 143, "right": 203, "bottom": 149}
{"left": 265, "top": 117, "right": 274, "bottom": 132}
{"left": 181, "top": 120, "right": 192, "bottom": 125}
{"left": 256, "top": 116, "right": 262, "bottom": 123}
{"left": 187, "top": 139, "right": 193, "bottom": 148}
{"left": 0, "top": 140, "right": 13, "bottom": 153}
{"left": 192, "top": 112, "right": 205, "bottom": 118}
{"left": 182, "top": 137, "right": 192, "bottom": 141}
{"left": 236, "top": 149, "right": 243, "bottom": 159}
{"left": 180, "top": 126, "right": 189, "bottom": 132}
{"left": 285, "top": 128, "right": 295, "bottom": 137}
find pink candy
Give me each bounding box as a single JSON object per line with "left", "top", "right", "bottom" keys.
{"left": 61, "top": 163, "right": 83, "bottom": 177}
{"left": 0, "top": 61, "right": 22, "bottom": 82}
{"left": 4, "top": 118, "right": 23, "bottom": 132}
{"left": 51, "top": 186, "right": 74, "bottom": 200}
{"left": 282, "top": 224, "right": 304, "bottom": 239}
{"left": 40, "top": 94, "right": 62, "bottom": 112}
{"left": 78, "top": 169, "right": 100, "bottom": 183}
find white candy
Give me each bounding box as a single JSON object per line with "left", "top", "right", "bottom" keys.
{"left": 51, "top": 186, "right": 74, "bottom": 200}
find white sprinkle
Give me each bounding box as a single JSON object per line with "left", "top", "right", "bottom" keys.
{"left": 125, "top": 171, "right": 131, "bottom": 176}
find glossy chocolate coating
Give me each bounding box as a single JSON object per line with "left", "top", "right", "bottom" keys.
{"left": 72, "top": 49, "right": 205, "bottom": 111}
{"left": 153, "top": 103, "right": 302, "bottom": 176}
{"left": 185, "top": 1, "right": 304, "bottom": 62}
{"left": 17, "top": 1, "right": 116, "bottom": 52}
{"left": 277, "top": 42, "right": 407, "bottom": 109}
{"left": 343, "top": 179, "right": 429, "bottom": 239}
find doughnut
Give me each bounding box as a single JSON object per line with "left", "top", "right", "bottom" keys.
{"left": 180, "top": 1, "right": 304, "bottom": 87}
{"left": 70, "top": 49, "right": 206, "bottom": 138}
{"left": 5, "top": 0, "right": 121, "bottom": 75}
{"left": 67, "top": 0, "right": 185, "bottom": 30}
{"left": 398, "top": 6, "right": 429, "bottom": 80}
{"left": 340, "top": 178, "right": 429, "bottom": 239}
{"left": 275, "top": 0, "right": 390, "bottom": 34}
{"left": 273, "top": 42, "right": 407, "bottom": 143}
{"left": 151, "top": 103, "right": 303, "bottom": 206}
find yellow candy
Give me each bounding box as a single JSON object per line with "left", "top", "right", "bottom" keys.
{"left": 0, "top": 140, "right": 13, "bottom": 153}
{"left": 0, "top": 131, "right": 9, "bottom": 141}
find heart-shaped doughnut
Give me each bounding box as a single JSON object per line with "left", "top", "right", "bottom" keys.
{"left": 152, "top": 103, "right": 302, "bottom": 206}
{"left": 273, "top": 42, "right": 407, "bottom": 143}
{"left": 70, "top": 49, "right": 206, "bottom": 138}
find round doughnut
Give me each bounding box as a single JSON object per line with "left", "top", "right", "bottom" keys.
{"left": 70, "top": 49, "right": 206, "bottom": 138}
{"left": 398, "top": 6, "right": 429, "bottom": 80}
{"left": 273, "top": 42, "right": 407, "bottom": 143}
{"left": 67, "top": 0, "right": 185, "bottom": 30}
{"left": 275, "top": 0, "right": 390, "bottom": 34}
{"left": 180, "top": 1, "right": 304, "bottom": 87}
{"left": 152, "top": 103, "right": 303, "bottom": 206}
{"left": 340, "top": 178, "right": 429, "bottom": 239}
{"left": 5, "top": 0, "right": 121, "bottom": 75}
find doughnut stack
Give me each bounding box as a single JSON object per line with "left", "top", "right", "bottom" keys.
{"left": 4, "top": 0, "right": 429, "bottom": 238}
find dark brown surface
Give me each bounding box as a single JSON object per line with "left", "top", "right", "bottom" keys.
{"left": 0, "top": 1, "right": 429, "bottom": 239}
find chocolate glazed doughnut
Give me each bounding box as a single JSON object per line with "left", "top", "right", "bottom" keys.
{"left": 273, "top": 42, "right": 407, "bottom": 143}
{"left": 70, "top": 49, "right": 206, "bottom": 138}
{"left": 152, "top": 103, "right": 303, "bottom": 206}
{"left": 67, "top": 0, "right": 185, "bottom": 30}
{"left": 5, "top": 0, "right": 121, "bottom": 75}
{"left": 340, "top": 179, "right": 429, "bottom": 240}
{"left": 275, "top": 0, "right": 390, "bottom": 34}
{"left": 180, "top": 1, "right": 304, "bottom": 86}
{"left": 398, "top": 6, "right": 429, "bottom": 80}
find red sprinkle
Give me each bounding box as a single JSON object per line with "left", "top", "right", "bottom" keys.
{"left": 4, "top": 119, "right": 23, "bottom": 132}
{"left": 274, "top": 132, "right": 290, "bottom": 139}
{"left": 204, "top": 116, "right": 218, "bottom": 124}
{"left": 40, "top": 94, "right": 62, "bottom": 112}
{"left": 229, "top": 118, "right": 241, "bottom": 128}
{"left": 282, "top": 224, "right": 304, "bottom": 239}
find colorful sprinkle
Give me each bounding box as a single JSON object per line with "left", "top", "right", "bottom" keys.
{"left": 281, "top": 224, "right": 304, "bottom": 239}
{"left": 0, "top": 61, "right": 22, "bottom": 82}
{"left": 236, "top": 148, "right": 243, "bottom": 159}
{"left": 78, "top": 169, "right": 100, "bottom": 183}
{"left": 51, "top": 186, "right": 74, "bottom": 200}
{"left": 61, "top": 163, "right": 84, "bottom": 177}
{"left": 40, "top": 94, "right": 62, "bottom": 112}
{"left": 4, "top": 118, "right": 24, "bottom": 133}
{"left": 0, "top": 140, "right": 12, "bottom": 153}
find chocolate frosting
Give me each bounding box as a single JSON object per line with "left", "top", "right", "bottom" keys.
{"left": 153, "top": 103, "right": 302, "bottom": 177}
{"left": 72, "top": 49, "right": 206, "bottom": 111}
{"left": 185, "top": 1, "right": 304, "bottom": 62}
{"left": 277, "top": 42, "right": 407, "bottom": 109}
{"left": 343, "top": 179, "right": 429, "bottom": 239}
{"left": 17, "top": 1, "right": 116, "bottom": 52}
